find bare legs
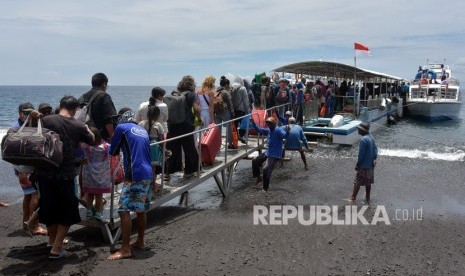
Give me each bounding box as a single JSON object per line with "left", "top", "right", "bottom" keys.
{"left": 350, "top": 183, "right": 371, "bottom": 202}
{"left": 48, "top": 224, "right": 70, "bottom": 255}
{"left": 107, "top": 211, "right": 146, "bottom": 260}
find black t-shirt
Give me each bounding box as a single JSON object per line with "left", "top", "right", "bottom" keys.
{"left": 184, "top": 90, "right": 197, "bottom": 126}
{"left": 42, "top": 115, "right": 94, "bottom": 178}
{"left": 78, "top": 88, "right": 117, "bottom": 140}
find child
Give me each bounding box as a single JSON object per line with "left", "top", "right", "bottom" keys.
{"left": 80, "top": 127, "right": 111, "bottom": 221}
{"left": 139, "top": 105, "right": 164, "bottom": 192}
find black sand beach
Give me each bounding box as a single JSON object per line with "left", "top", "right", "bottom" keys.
{"left": 1, "top": 153, "right": 465, "bottom": 275}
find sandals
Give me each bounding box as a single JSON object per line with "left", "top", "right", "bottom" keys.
{"left": 49, "top": 249, "right": 73, "bottom": 259}
{"left": 85, "top": 209, "right": 94, "bottom": 219}
{"left": 94, "top": 212, "right": 103, "bottom": 221}
{"left": 22, "top": 222, "right": 33, "bottom": 237}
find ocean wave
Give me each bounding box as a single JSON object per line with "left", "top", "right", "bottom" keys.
{"left": 379, "top": 148, "right": 465, "bottom": 162}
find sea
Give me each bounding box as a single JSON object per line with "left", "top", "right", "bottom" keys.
{"left": 0, "top": 85, "right": 464, "bottom": 204}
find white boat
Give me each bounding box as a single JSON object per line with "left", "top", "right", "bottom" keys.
{"left": 407, "top": 63, "right": 462, "bottom": 121}
{"left": 273, "top": 61, "right": 404, "bottom": 145}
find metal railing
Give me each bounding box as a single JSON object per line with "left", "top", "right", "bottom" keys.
{"left": 108, "top": 103, "right": 291, "bottom": 225}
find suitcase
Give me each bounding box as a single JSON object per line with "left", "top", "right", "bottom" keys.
{"left": 231, "top": 123, "right": 238, "bottom": 149}
{"left": 247, "top": 109, "right": 277, "bottom": 136}
{"left": 200, "top": 123, "right": 221, "bottom": 165}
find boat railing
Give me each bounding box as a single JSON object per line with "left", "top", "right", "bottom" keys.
{"left": 360, "top": 98, "right": 382, "bottom": 111}
{"left": 409, "top": 85, "right": 459, "bottom": 101}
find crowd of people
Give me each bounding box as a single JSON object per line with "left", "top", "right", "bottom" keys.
{"left": 4, "top": 72, "right": 378, "bottom": 260}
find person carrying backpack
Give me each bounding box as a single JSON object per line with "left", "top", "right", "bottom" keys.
{"left": 214, "top": 76, "right": 235, "bottom": 149}
{"left": 231, "top": 76, "right": 249, "bottom": 142}
{"left": 165, "top": 75, "right": 201, "bottom": 180}
{"left": 77, "top": 73, "right": 117, "bottom": 142}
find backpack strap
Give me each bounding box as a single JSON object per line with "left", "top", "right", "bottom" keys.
{"left": 202, "top": 93, "right": 209, "bottom": 106}
{"left": 86, "top": 90, "right": 105, "bottom": 118}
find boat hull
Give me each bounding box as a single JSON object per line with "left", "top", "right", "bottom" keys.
{"left": 406, "top": 101, "right": 462, "bottom": 121}
{"left": 302, "top": 106, "right": 391, "bottom": 145}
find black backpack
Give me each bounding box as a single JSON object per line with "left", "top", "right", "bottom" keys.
{"left": 163, "top": 91, "right": 189, "bottom": 124}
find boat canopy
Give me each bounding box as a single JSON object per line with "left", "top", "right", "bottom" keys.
{"left": 273, "top": 61, "right": 404, "bottom": 82}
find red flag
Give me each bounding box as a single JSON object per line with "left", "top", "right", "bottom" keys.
{"left": 354, "top": 42, "right": 369, "bottom": 51}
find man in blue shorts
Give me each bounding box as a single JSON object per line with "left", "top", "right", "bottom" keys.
{"left": 108, "top": 108, "right": 153, "bottom": 260}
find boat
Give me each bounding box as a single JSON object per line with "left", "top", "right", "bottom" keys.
{"left": 407, "top": 63, "right": 462, "bottom": 121}
{"left": 273, "top": 61, "right": 404, "bottom": 145}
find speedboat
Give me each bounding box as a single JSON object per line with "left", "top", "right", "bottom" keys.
{"left": 407, "top": 63, "right": 462, "bottom": 121}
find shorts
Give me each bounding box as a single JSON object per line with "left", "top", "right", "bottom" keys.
{"left": 354, "top": 168, "right": 374, "bottom": 186}
{"left": 21, "top": 184, "right": 37, "bottom": 196}
{"left": 118, "top": 179, "right": 152, "bottom": 213}
{"left": 38, "top": 176, "right": 81, "bottom": 227}
{"left": 14, "top": 166, "right": 37, "bottom": 196}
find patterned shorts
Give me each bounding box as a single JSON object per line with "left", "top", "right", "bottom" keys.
{"left": 354, "top": 168, "right": 374, "bottom": 186}
{"left": 118, "top": 180, "right": 152, "bottom": 213}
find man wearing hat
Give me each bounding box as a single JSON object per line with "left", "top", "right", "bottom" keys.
{"left": 38, "top": 103, "right": 53, "bottom": 117}
{"left": 281, "top": 117, "right": 310, "bottom": 170}
{"left": 108, "top": 108, "right": 152, "bottom": 260}
{"left": 275, "top": 109, "right": 293, "bottom": 125}
{"left": 349, "top": 122, "right": 378, "bottom": 202}
{"left": 251, "top": 116, "right": 290, "bottom": 192}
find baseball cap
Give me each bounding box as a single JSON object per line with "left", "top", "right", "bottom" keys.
{"left": 284, "top": 111, "right": 292, "bottom": 116}
{"left": 18, "top": 102, "right": 34, "bottom": 112}
{"left": 38, "top": 103, "right": 52, "bottom": 113}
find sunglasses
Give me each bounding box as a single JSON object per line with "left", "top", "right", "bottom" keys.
{"left": 22, "top": 110, "right": 32, "bottom": 116}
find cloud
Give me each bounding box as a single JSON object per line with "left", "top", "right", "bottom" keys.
{"left": 1, "top": 0, "right": 464, "bottom": 85}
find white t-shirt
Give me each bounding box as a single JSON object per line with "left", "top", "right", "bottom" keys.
{"left": 138, "top": 120, "right": 164, "bottom": 141}
{"left": 134, "top": 100, "right": 168, "bottom": 133}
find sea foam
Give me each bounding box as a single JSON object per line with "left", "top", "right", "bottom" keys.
{"left": 379, "top": 148, "right": 465, "bottom": 162}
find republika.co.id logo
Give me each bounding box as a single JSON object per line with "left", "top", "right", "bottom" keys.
{"left": 253, "top": 205, "right": 423, "bottom": 226}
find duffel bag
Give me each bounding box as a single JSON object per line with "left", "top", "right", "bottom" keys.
{"left": 1, "top": 116, "right": 63, "bottom": 169}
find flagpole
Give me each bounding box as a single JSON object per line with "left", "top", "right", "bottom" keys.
{"left": 354, "top": 47, "right": 357, "bottom": 119}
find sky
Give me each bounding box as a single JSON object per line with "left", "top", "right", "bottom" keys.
{"left": 1, "top": 0, "right": 465, "bottom": 86}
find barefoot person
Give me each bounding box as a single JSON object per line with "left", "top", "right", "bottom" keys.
{"left": 349, "top": 122, "right": 378, "bottom": 202}
{"left": 108, "top": 108, "right": 153, "bottom": 260}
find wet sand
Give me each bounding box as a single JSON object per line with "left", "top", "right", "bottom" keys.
{"left": 1, "top": 153, "right": 465, "bottom": 275}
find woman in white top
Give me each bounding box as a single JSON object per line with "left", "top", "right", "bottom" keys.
{"left": 135, "top": 87, "right": 168, "bottom": 135}
{"left": 197, "top": 75, "right": 215, "bottom": 126}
